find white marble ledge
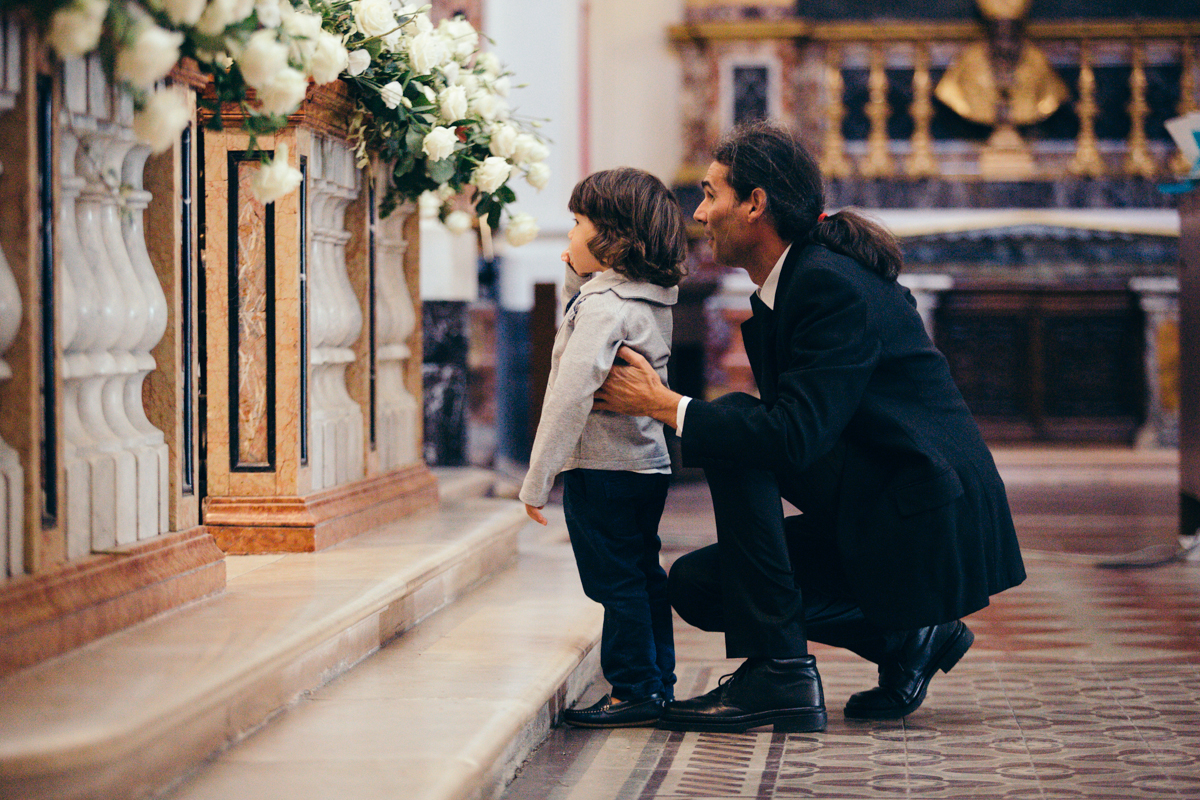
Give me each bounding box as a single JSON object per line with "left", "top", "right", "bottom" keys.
{"left": 167, "top": 515, "right": 603, "bottom": 800}
{"left": 860, "top": 208, "right": 1181, "bottom": 238}
{"left": 0, "top": 496, "right": 529, "bottom": 800}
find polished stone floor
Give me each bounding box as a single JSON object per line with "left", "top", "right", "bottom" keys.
{"left": 502, "top": 447, "right": 1200, "bottom": 799}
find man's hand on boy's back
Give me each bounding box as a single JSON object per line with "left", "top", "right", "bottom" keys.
{"left": 595, "top": 346, "right": 682, "bottom": 429}
{"left": 525, "top": 504, "right": 548, "bottom": 526}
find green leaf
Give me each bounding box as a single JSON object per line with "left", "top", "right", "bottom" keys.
{"left": 428, "top": 157, "right": 456, "bottom": 184}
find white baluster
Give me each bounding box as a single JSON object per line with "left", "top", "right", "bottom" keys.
{"left": 374, "top": 179, "right": 418, "bottom": 469}
{"left": 121, "top": 142, "right": 169, "bottom": 536}
{"left": 306, "top": 137, "right": 366, "bottom": 489}
{"left": 306, "top": 141, "right": 332, "bottom": 488}
{"left": 58, "top": 79, "right": 103, "bottom": 559}
{"left": 0, "top": 16, "right": 24, "bottom": 576}
{"left": 328, "top": 141, "right": 363, "bottom": 484}
{"left": 71, "top": 68, "right": 137, "bottom": 550}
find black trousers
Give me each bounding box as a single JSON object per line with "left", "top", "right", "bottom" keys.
{"left": 669, "top": 394, "right": 900, "bottom": 663}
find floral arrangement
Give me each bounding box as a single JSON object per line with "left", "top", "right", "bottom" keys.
{"left": 32, "top": 0, "right": 545, "bottom": 244}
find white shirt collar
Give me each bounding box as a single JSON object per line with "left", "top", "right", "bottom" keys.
{"left": 756, "top": 244, "right": 792, "bottom": 310}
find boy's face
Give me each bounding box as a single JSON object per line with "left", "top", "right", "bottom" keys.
{"left": 563, "top": 213, "right": 608, "bottom": 276}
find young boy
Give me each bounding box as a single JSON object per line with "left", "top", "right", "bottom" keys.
{"left": 520, "top": 168, "right": 688, "bottom": 728}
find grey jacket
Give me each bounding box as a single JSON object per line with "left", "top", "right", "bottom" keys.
{"left": 519, "top": 266, "right": 677, "bottom": 508}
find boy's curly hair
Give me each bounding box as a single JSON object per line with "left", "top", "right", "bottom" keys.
{"left": 568, "top": 168, "right": 688, "bottom": 288}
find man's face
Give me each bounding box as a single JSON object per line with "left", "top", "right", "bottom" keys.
{"left": 694, "top": 162, "right": 752, "bottom": 268}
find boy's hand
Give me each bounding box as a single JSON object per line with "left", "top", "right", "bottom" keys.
{"left": 525, "top": 504, "right": 548, "bottom": 526}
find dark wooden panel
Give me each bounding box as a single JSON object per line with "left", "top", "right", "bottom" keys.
{"left": 935, "top": 286, "right": 1145, "bottom": 443}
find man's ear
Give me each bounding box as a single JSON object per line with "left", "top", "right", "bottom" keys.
{"left": 745, "top": 187, "right": 769, "bottom": 223}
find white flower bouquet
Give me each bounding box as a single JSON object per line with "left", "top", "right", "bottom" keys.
{"left": 318, "top": 1, "right": 547, "bottom": 239}
{"left": 28, "top": 0, "right": 549, "bottom": 237}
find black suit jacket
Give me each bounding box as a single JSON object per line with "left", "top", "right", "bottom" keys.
{"left": 681, "top": 243, "right": 1025, "bottom": 630}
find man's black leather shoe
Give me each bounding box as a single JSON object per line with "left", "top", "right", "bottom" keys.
{"left": 658, "top": 656, "right": 827, "bottom": 733}
{"left": 563, "top": 693, "right": 666, "bottom": 728}
{"left": 844, "top": 620, "right": 974, "bottom": 720}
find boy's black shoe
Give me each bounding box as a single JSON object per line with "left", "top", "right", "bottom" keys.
{"left": 657, "top": 656, "right": 827, "bottom": 733}
{"left": 563, "top": 693, "right": 666, "bottom": 728}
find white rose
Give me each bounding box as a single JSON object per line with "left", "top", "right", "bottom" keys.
{"left": 525, "top": 162, "right": 550, "bottom": 191}
{"left": 422, "top": 126, "right": 457, "bottom": 161}
{"left": 505, "top": 213, "right": 539, "bottom": 247}
{"left": 254, "top": 0, "right": 281, "bottom": 28}
{"left": 283, "top": 10, "right": 323, "bottom": 64}
{"left": 457, "top": 73, "right": 479, "bottom": 93}
{"left": 438, "top": 17, "right": 477, "bottom": 60}
{"left": 440, "top": 61, "right": 460, "bottom": 86}
{"left": 346, "top": 49, "right": 371, "bottom": 76}
{"left": 407, "top": 31, "right": 448, "bottom": 74}
{"left": 438, "top": 85, "right": 467, "bottom": 122}
{"left": 513, "top": 133, "right": 550, "bottom": 165}
{"left": 250, "top": 142, "right": 303, "bottom": 204}
{"left": 257, "top": 67, "right": 309, "bottom": 116}
{"left": 379, "top": 81, "right": 405, "bottom": 109}
{"left": 352, "top": 0, "right": 397, "bottom": 39}
{"left": 196, "top": 0, "right": 256, "bottom": 36}
{"left": 488, "top": 124, "right": 518, "bottom": 158}
{"left": 444, "top": 210, "right": 472, "bottom": 235}
{"left": 476, "top": 51, "right": 501, "bottom": 77}
{"left": 160, "top": 0, "right": 206, "bottom": 26}
{"left": 237, "top": 29, "right": 289, "bottom": 91}
{"left": 471, "top": 156, "right": 511, "bottom": 194}
{"left": 133, "top": 85, "right": 191, "bottom": 154}
{"left": 116, "top": 22, "right": 184, "bottom": 90}
{"left": 308, "top": 31, "right": 349, "bottom": 84}
{"left": 468, "top": 91, "right": 498, "bottom": 121}
{"left": 47, "top": 0, "right": 108, "bottom": 59}
{"left": 418, "top": 190, "right": 441, "bottom": 218}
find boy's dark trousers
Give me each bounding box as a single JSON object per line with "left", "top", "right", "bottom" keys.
{"left": 562, "top": 468, "right": 675, "bottom": 701}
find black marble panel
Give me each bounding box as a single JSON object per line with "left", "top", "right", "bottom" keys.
{"left": 826, "top": 177, "right": 1177, "bottom": 209}
{"left": 422, "top": 363, "right": 467, "bottom": 466}
{"left": 422, "top": 300, "right": 469, "bottom": 466}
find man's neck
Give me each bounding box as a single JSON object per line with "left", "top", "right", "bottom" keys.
{"left": 745, "top": 237, "right": 792, "bottom": 288}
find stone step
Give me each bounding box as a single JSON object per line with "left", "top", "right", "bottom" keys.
{"left": 0, "top": 493, "right": 535, "bottom": 800}
{"left": 432, "top": 466, "right": 504, "bottom": 504}
{"left": 165, "top": 511, "right": 602, "bottom": 800}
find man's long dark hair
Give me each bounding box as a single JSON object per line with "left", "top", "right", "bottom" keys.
{"left": 712, "top": 120, "right": 903, "bottom": 281}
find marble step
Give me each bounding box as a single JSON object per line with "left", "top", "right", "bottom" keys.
{"left": 0, "top": 492, "right": 530, "bottom": 800}
{"left": 166, "top": 513, "right": 602, "bottom": 800}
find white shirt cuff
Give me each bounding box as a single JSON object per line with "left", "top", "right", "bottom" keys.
{"left": 676, "top": 396, "right": 692, "bottom": 434}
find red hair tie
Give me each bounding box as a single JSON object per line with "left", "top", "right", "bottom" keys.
{"left": 817, "top": 212, "right": 827, "bottom": 222}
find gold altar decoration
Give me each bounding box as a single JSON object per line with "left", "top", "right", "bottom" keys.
{"left": 935, "top": 43, "right": 1069, "bottom": 128}
{"left": 936, "top": 0, "right": 1068, "bottom": 179}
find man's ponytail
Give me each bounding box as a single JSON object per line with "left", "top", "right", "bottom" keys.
{"left": 810, "top": 210, "right": 903, "bottom": 281}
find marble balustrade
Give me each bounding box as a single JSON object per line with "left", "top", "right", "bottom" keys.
{"left": 58, "top": 57, "right": 169, "bottom": 555}
{"left": 0, "top": 16, "right": 24, "bottom": 579}
{"left": 200, "top": 83, "right": 434, "bottom": 554}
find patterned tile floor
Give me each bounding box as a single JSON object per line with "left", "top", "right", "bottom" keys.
{"left": 502, "top": 449, "right": 1200, "bottom": 799}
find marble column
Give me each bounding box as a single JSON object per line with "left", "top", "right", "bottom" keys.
{"left": 898, "top": 273, "right": 954, "bottom": 341}
{"left": 1131, "top": 276, "right": 1180, "bottom": 448}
